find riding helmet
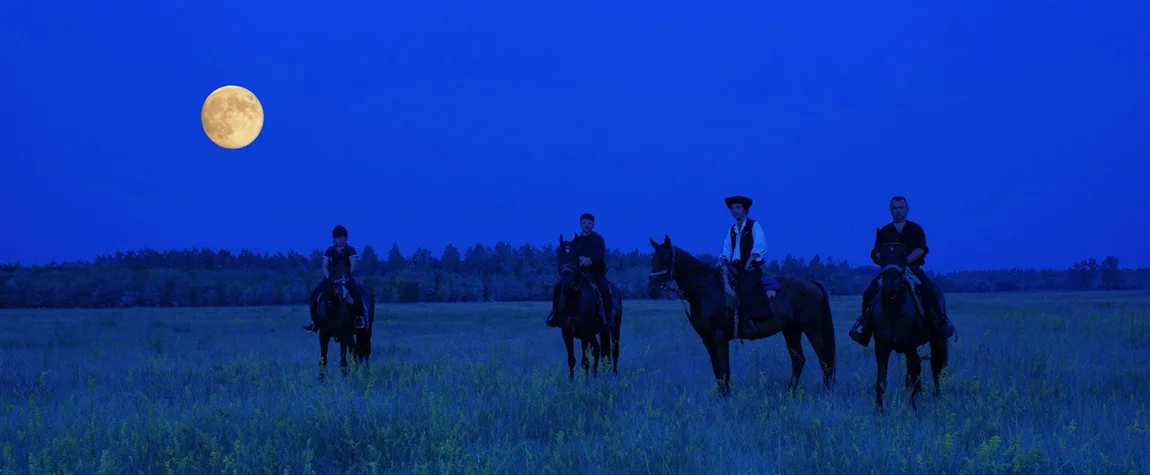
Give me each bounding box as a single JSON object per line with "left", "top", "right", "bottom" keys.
{"left": 332, "top": 225, "right": 348, "bottom": 238}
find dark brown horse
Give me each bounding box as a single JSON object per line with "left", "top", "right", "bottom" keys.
{"left": 554, "top": 234, "right": 623, "bottom": 380}
{"left": 868, "top": 230, "right": 950, "bottom": 412}
{"left": 647, "top": 236, "right": 836, "bottom": 397}
{"left": 317, "top": 278, "right": 375, "bottom": 380}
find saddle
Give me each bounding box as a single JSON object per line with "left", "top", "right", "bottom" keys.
{"left": 561, "top": 272, "right": 610, "bottom": 326}
{"left": 723, "top": 270, "right": 793, "bottom": 323}
{"left": 875, "top": 268, "right": 924, "bottom": 316}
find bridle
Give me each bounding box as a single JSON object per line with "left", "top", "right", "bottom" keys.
{"left": 648, "top": 246, "right": 692, "bottom": 318}
{"left": 876, "top": 242, "right": 908, "bottom": 299}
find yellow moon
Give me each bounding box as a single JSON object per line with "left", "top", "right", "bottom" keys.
{"left": 201, "top": 85, "right": 264, "bottom": 149}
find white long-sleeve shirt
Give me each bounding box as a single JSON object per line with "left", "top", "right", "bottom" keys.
{"left": 722, "top": 218, "right": 768, "bottom": 263}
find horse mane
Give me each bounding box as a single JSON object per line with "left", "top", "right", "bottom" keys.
{"left": 671, "top": 246, "right": 722, "bottom": 277}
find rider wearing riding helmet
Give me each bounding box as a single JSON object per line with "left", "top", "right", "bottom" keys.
{"left": 303, "top": 225, "right": 366, "bottom": 332}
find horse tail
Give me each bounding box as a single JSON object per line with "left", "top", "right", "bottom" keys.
{"left": 812, "top": 280, "right": 836, "bottom": 382}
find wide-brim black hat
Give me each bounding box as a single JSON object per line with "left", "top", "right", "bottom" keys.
{"left": 725, "top": 195, "right": 753, "bottom": 210}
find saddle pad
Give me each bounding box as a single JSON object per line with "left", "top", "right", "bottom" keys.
{"left": 760, "top": 276, "right": 782, "bottom": 291}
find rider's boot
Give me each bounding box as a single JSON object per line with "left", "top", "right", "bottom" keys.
{"left": 848, "top": 314, "right": 872, "bottom": 347}
{"left": 304, "top": 300, "right": 319, "bottom": 333}
{"left": 933, "top": 311, "right": 955, "bottom": 341}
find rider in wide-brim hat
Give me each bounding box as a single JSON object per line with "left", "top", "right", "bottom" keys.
{"left": 725, "top": 195, "right": 753, "bottom": 210}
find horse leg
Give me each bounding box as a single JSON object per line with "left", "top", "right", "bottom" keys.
{"left": 701, "top": 339, "right": 727, "bottom": 398}
{"left": 597, "top": 331, "right": 612, "bottom": 378}
{"left": 905, "top": 350, "right": 923, "bottom": 412}
{"left": 715, "top": 339, "right": 733, "bottom": 398}
{"left": 930, "top": 339, "right": 949, "bottom": 397}
{"left": 874, "top": 342, "right": 893, "bottom": 413}
{"left": 782, "top": 328, "right": 806, "bottom": 394}
{"left": 590, "top": 336, "right": 602, "bottom": 378}
{"left": 580, "top": 339, "right": 591, "bottom": 380}
{"left": 563, "top": 329, "right": 576, "bottom": 381}
{"left": 803, "top": 328, "right": 836, "bottom": 391}
{"left": 339, "top": 340, "right": 350, "bottom": 377}
{"left": 611, "top": 326, "right": 621, "bottom": 377}
{"left": 318, "top": 333, "right": 330, "bottom": 382}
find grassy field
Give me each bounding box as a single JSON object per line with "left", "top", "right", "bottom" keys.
{"left": 1, "top": 292, "right": 1148, "bottom": 474}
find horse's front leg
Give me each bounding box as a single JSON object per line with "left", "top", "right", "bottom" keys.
{"left": 318, "top": 333, "right": 330, "bottom": 382}
{"left": 563, "top": 330, "right": 576, "bottom": 381}
{"left": 875, "top": 342, "right": 892, "bottom": 413}
{"left": 905, "top": 350, "right": 923, "bottom": 412}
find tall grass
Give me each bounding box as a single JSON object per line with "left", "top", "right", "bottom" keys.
{"left": 1, "top": 292, "right": 1147, "bottom": 474}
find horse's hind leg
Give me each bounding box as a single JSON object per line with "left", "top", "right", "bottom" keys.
{"left": 590, "top": 338, "right": 603, "bottom": 378}
{"left": 803, "top": 328, "right": 835, "bottom": 391}
{"left": 783, "top": 328, "right": 806, "bottom": 393}
{"left": 905, "top": 350, "right": 923, "bottom": 412}
{"left": 611, "top": 327, "right": 621, "bottom": 376}
{"left": 339, "top": 342, "right": 350, "bottom": 377}
{"left": 580, "top": 340, "right": 591, "bottom": 379}
{"left": 930, "top": 339, "right": 950, "bottom": 397}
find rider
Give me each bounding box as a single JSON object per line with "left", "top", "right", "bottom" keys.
{"left": 718, "top": 195, "right": 769, "bottom": 333}
{"left": 848, "top": 196, "right": 955, "bottom": 346}
{"left": 303, "top": 225, "right": 365, "bottom": 332}
{"left": 545, "top": 213, "right": 616, "bottom": 327}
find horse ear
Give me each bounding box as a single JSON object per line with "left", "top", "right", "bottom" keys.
{"left": 649, "top": 237, "right": 659, "bottom": 249}
{"left": 559, "top": 233, "right": 563, "bottom": 242}
{"left": 663, "top": 235, "right": 671, "bottom": 247}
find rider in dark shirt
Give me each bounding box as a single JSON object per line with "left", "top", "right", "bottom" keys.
{"left": 545, "top": 213, "right": 616, "bottom": 327}
{"left": 848, "top": 196, "right": 955, "bottom": 346}
{"left": 303, "top": 225, "right": 365, "bottom": 332}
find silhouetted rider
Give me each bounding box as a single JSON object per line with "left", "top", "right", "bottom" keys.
{"left": 303, "top": 225, "right": 366, "bottom": 332}
{"left": 848, "top": 196, "right": 955, "bottom": 346}
{"left": 545, "top": 213, "right": 616, "bottom": 327}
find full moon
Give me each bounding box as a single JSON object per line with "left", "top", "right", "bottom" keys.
{"left": 201, "top": 85, "right": 264, "bottom": 149}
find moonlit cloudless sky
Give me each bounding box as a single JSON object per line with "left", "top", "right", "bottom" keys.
{"left": 2, "top": 0, "right": 1148, "bottom": 271}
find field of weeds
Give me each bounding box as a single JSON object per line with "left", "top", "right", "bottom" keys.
{"left": 2, "top": 291, "right": 1148, "bottom": 474}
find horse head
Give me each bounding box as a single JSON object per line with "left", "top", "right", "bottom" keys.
{"left": 647, "top": 235, "right": 678, "bottom": 298}
{"left": 874, "top": 228, "right": 909, "bottom": 300}
{"left": 557, "top": 234, "right": 581, "bottom": 288}
{"left": 324, "top": 277, "right": 357, "bottom": 335}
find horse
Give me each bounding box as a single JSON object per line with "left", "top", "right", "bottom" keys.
{"left": 553, "top": 234, "right": 623, "bottom": 380}
{"left": 646, "top": 235, "right": 836, "bottom": 398}
{"left": 867, "top": 230, "right": 950, "bottom": 412}
{"left": 316, "top": 277, "right": 375, "bottom": 380}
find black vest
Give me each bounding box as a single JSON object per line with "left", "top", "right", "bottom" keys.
{"left": 729, "top": 218, "right": 757, "bottom": 263}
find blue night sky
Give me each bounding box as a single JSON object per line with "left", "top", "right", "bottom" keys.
{"left": 3, "top": 0, "right": 1148, "bottom": 271}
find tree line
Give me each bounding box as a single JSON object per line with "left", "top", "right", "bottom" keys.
{"left": 0, "top": 243, "right": 1145, "bottom": 309}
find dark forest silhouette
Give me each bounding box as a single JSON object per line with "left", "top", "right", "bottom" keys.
{"left": 0, "top": 243, "right": 1144, "bottom": 309}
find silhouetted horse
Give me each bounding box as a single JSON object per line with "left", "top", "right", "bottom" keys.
{"left": 867, "top": 230, "right": 949, "bottom": 412}
{"left": 553, "top": 234, "right": 623, "bottom": 380}
{"left": 647, "top": 236, "right": 836, "bottom": 397}
{"left": 316, "top": 277, "right": 376, "bottom": 380}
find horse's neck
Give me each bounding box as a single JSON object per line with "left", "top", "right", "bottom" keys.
{"left": 672, "top": 251, "right": 721, "bottom": 299}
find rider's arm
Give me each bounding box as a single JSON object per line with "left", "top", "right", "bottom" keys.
{"left": 348, "top": 246, "right": 359, "bottom": 275}
{"left": 749, "top": 221, "right": 767, "bottom": 262}
{"left": 905, "top": 224, "right": 929, "bottom": 265}
{"left": 584, "top": 235, "right": 606, "bottom": 264}
{"left": 870, "top": 228, "right": 882, "bottom": 264}
{"left": 322, "top": 256, "right": 331, "bottom": 279}
{"left": 720, "top": 228, "right": 732, "bottom": 263}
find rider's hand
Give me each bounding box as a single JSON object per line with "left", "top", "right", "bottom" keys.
{"left": 579, "top": 256, "right": 591, "bottom": 266}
